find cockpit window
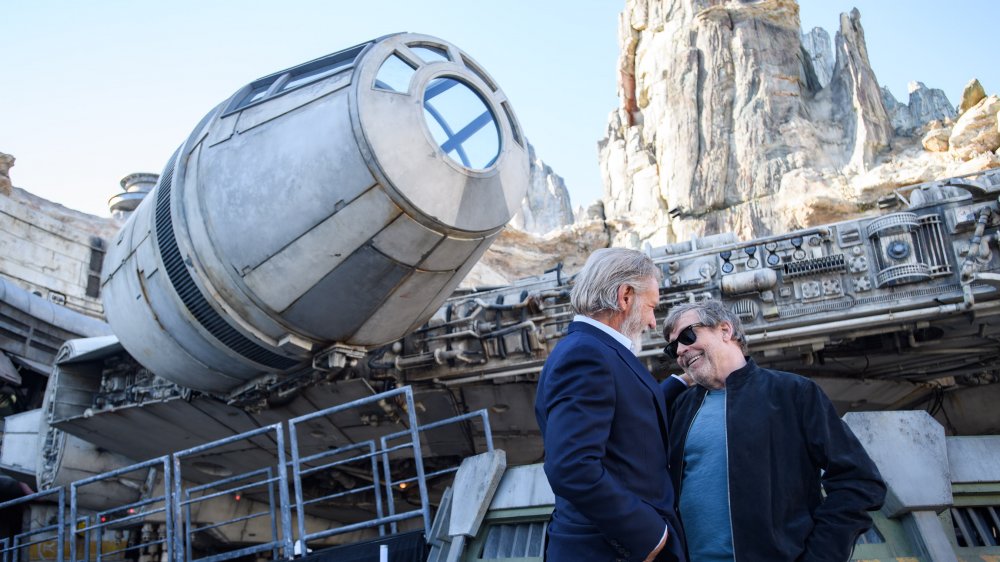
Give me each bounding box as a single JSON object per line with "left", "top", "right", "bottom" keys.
{"left": 228, "top": 42, "right": 368, "bottom": 113}
{"left": 422, "top": 77, "right": 500, "bottom": 170}
{"left": 409, "top": 45, "right": 449, "bottom": 64}
{"left": 374, "top": 54, "right": 417, "bottom": 93}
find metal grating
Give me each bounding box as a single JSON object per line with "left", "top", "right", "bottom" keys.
{"left": 875, "top": 263, "right": 931, "bottom": 288}
{"left": 478, "top": 521, "right": 546, "bottom": 560}
{"left": 952, "top": 505, "right": 1000, "bottom": 547}
{"left": 777, "top": 295, "right": 854, "bottom": 319}
{"left": 152, "top": 152, "right": 299, "bottom": 370}
{"left": 866, "top": 212, "right": 919, "bottom": 238}
{"left": 782, "top": 254, "right": 846, "bottom": 279}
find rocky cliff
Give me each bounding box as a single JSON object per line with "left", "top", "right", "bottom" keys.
{"left": 0, "top": 152, "right": 13, "bottom": 197}
{"left": 509, "top": 143, "right": 575, "bottom": 235}
{"left": 595, "top": 0, "right": 1000, "bottom": 248}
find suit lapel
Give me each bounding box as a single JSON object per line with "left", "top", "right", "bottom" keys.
{"left": 617, "top": 346, "right": 671, "bottom": 436}
{"left": 569, "top": 322, "right": 671, "bottom": 431}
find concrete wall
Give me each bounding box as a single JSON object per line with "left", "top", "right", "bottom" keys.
{"left": 0, "top": 188, "right": 119, "bottom": 319}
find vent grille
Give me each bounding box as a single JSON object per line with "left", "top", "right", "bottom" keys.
{"left": 478, "top": 522, "right": 546, "bottom": 560}
{"left": 153, "top": 152, "right": 298, "bottom": 370}
{"left": 782, "top": 254, "right": 846, "bottom": 279}
{"left": 952, "top": 505, "right": 1000, "bottom": 547}
{"left": 776, "top": 296, "right": 854, "bottom": 319}
{"left": 732, "top": 299, "right": 759, "bottom": 323}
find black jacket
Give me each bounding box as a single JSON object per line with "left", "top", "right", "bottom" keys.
{"left": 665, "top": 359, "right": 886, "bottom": 562}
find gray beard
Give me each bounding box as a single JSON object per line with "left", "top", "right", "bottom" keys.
{"left": 620, "top": 305, "right": 646, "bottom": 355}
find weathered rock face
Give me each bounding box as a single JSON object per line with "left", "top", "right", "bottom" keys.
{"left": 921, "top": 123, "right": 952, "bottom": 152}
{"left": 597, "top": 1, "right": 997, "bottom": 248}
{"left": 464, "top": 219, "right": 610, "bottom": 287}
{"left": 958, "top": 79, "right": 987, "bottom": 116}
{"left": 0, "top": 152, "right": 13, "bottom": 197}
{"left": 801, "top": 27, "right": 833, "bottom": 89}
{"left": 828, "top": 8, "right": 894, "bottom": 172}
{"left": 949, "top": 95, "right": 1000, "bottom": 160}
{"left": 883, "top": 82, "right": 956, "bottom": 136}
{"left": 509, "top": 143, "right": 575, "bottom": 235}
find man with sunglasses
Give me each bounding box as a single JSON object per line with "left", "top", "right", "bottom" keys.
{"left": 535, "top": 248, "right": 686, "bottom": 562}
{"left": 661, "top": 300, "right": 885, "bottom": 562}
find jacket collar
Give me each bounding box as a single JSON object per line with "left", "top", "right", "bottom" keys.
{"left": 571, "top": 314, "right": 634, "bottom": 352}
{"left": 568, "top": 321, "right": 664, "bottom": 399}
{"left": 723, "top": 357, "right": 757, "bottom": 389}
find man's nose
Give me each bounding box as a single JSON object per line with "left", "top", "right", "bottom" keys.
{"left": 676, "top": 341, "right": 692, "bottom": 356}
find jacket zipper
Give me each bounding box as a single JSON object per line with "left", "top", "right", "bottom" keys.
{"left": 724, "top": 389, "right": 737, "bottom": 561}
{"left": 677, "top": 390, "right": 707, "bottom": 500}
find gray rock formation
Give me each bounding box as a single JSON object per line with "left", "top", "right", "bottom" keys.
{"left": 949, "top": 95, "right": 1000, "bottom": 160}
{"left": 958, "top": 79, "right": 987, "bottom": 116}
{"left": 597, "top": 1, "right": 991, "bottom": 247}
{"left": 883, "top": 82, "right": 956, "bottom": 136}
{"left": 509, "top": 143, "right": 575, "bottom": 235}
{"left": 801, "top": 27, "right": 833, "bottom": 89}
{"left": 922, "top": 123, "right": 951, "bottom": 152}
{"left": 0, "top": 152, "right": 13, "bottom": 197}
{"left": 828, "top": 8, "right": 893, "bottom": 172}
{"left": 465, "top": 219, "right": 609, "bottom": 287}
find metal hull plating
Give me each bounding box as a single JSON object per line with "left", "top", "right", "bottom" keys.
{"left": 102, "top": 34, "right": 529, "bottom": 394}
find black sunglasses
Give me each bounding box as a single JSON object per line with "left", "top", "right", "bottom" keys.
{"left": 663, "top": 323, "right": 705, "bottom": 359}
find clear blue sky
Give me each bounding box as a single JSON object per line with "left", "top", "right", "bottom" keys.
{"left": 3, "top": 1, "right": 998, "bottom": 218}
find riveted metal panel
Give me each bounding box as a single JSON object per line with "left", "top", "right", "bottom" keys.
{"left": 420, "top": 235, "right": 486, "bottom": 271}
{"left": 282, "top": 245, "right": 410, "bottom": 341}
{"left": 244, "top": 186, "right": 402, "bottom": 313}
{"left": 371, "top": 213, "right": 444, "bottom": 266}
{"left": 235, "top": 72, "right": 352, "bottom": 134}
{"left": 351, "top": 269, "right": 455, "bottom": 344}
{"left": 198, "top": 91, "right": 376, "bottom": 272}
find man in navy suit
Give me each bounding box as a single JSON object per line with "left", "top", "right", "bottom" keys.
{"left": 535, "top": 248, "right": 685, "bottom": 562}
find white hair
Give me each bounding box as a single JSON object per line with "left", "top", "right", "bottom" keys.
{"left": 570, "top": 248, "right": 661, "bottom": 317}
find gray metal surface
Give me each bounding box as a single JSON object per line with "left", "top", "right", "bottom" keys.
{"left": 0, "top": 277, "right": 111, "bottom": 369}
{"left": 0, "top": 408, "right": 39, "bottom": 476}
{"left": 447, "top": 450, "right": 506, "bottom": 538}
{"left": 101, "top": 33, "right": 529, "bottom": 395}
{"left": 902, "top": 511, "right": 960, "bottom": 562}
{"left": 846, "top": 411, "right": 952, "bottom": 517}
{"left": 946, "top": 436, "right": 1000, "bottom": 483}
{"left": 488, "top": 464, "right": 555, "bottom": 510}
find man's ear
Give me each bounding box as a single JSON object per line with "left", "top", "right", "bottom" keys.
{"left": 617, "top": 284, "right": 633, "bottom": 310}
{"left": 720, "top": 321, "right": 733, "bottom": 341}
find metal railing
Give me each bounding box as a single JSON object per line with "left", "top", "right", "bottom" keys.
{"left": 70, "top": 456, "right": 174, "bottom": 562}
{"left": 0, "top": 487, "right": 64, "bottom": 562}
{"left": 380, "top": 409, "right": 494, "bottom": 533}
{"left": 173, "top": 423, "right": 293, "bottom": 562}
{"left": 0, "top": 385, "right": 492, "bottom": 562}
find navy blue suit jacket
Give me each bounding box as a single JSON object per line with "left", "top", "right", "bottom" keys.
{"left": 534, "top": 321, "right": 686, "bottom": 562}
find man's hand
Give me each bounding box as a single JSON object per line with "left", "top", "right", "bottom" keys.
{"left": 643, "top": 526, "right": 668, "bottom": 562}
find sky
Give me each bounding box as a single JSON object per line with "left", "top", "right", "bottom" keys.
{"left": 4, "top": 1, "right": 999, "bottom": 218}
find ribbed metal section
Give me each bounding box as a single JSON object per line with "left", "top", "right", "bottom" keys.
{"left": 153, "top": 153, "right": 299, "bottom": 370}
{"left": 782, "top": 254, "right": 847, "bottom": 279}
